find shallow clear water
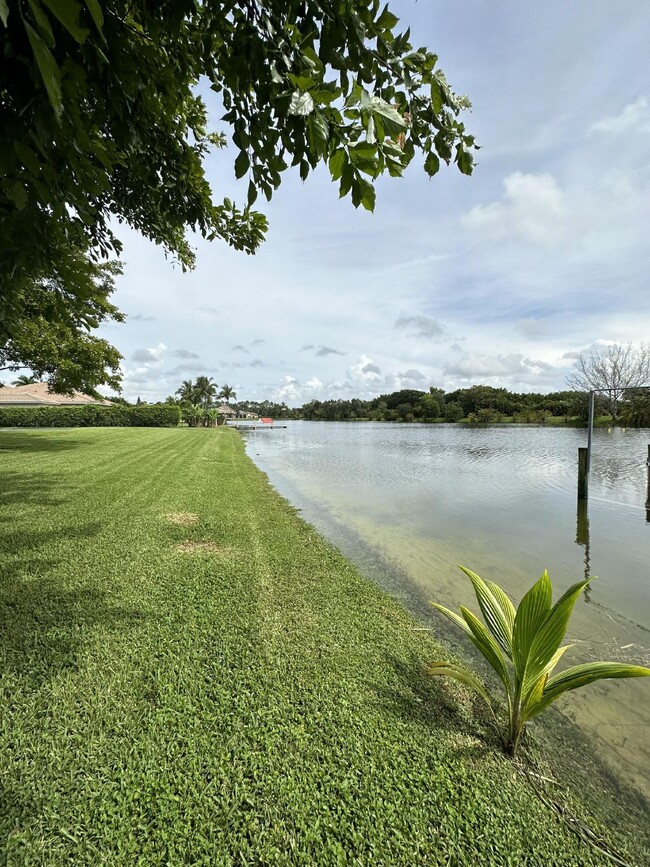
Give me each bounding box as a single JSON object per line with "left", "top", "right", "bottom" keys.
{"left": 244, "top": 421, "right": 650, "bottom": 797}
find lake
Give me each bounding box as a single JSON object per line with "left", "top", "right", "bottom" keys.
{"left": 244, "top": 421, "right": 650, "bottom": 801}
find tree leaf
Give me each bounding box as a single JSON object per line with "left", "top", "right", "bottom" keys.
{"left": 457, "top": 147, "right": 473, "bottom": 176}
{"left": 349, "top": 142, "right": 376, "bottom": 164}
{"left": 424, "top": 152, "right": 439, "bottom": 177}
{"left": 14, "top": 141, "right": 41, "bottom": 174}
{"left": 371, "top": 97, "right": 408, "bottom": 137}
{"left": 460, "top": 606, "right": 511, "bottom": 691}
{"left": 484, "top": 579, "right": 516, "bottom": 636}
{"left": 365, "top": 114, "right": 376, "bottom": 144}
{"left": 425, "top": 662, "right": 493, "bottom": 709}
{"left": 41, "top": 0, "right": 89, "bottom": 43}
{"left": 521, "top": 644, "right": 572, "bottom": 714}
{"left": 307, "top": 111, "right": 329, "bottom": 157}
{"left": 376, "top": 5, "right": 399, "bottom": 31}
{"left": 523, "top": 579, "right": 589, "bottom": 693}
{"left": 0, "top": 0, "right": 9, "bottom": 27}
{"left": 430, "top": 78, "right": 445, "bottom": 115}
{"left": 528, "top": 662, "right": 650, "bottom": 719}
{"left": 27, "top": 0, "right": 55, "bottom": 46}
{"left": 512, "top": 570, "right": 552, "bottom": 679}
{"left": 10, "top": 181, "right": 28, "bottom": 210}
{"left": 358, "top": 176, "right": 375, "bottom": 211}
{"left": 430, "top": 602, "right": 473, "bottom": 638}
{"left": 458, "top": 566, "right": 513, "bottom": 658}
{"left": 288, "top": 91, "right": 314, "bottom": 117}
{"left": 328, "top": 149, "right": 347, "bottom": 181}
{"left": 234, "top": 150, "right": 250, "bottom": 179}
{"left": 24, "top": 19, "right": 62, "bottom": 116}
{"left": 338, "top": 164, "right": 353, "bottom": 198}
{"left": 83, "top": 0, "right": 103, "bottom": 34}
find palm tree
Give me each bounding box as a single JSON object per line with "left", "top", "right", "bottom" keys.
{"left": 175, "top": 379, "right": 196, "bottom": 406}
{"left": 219, "top": 384, "right": 237, "bottom": 403}
{"left": 619, "top": 393, "right": 650, "bottom": 427}
{"left": 183, "top": 404, "right": 204, "bottom": 428}
{"left": 204, "top": 408, "right": 219, "bottom": 428}
{"left": 194, "top": 375, "right": 218, "bottom": 409}
{"left": 12, "top": 373, "right": 40, "bottom": 386}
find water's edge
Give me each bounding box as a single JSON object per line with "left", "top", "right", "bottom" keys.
{"left": 243, "top": 428, "right": 650, "bottom": 844}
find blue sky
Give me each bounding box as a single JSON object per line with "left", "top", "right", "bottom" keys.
{"left": 61, "top": 2, "right": 650, "bottom": 402}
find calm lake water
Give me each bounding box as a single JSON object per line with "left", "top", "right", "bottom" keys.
{"left": 244, "top": 421, "right": 650, "bottom": 799}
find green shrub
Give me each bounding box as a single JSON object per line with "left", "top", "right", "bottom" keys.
{"left": 0, "top": 404, "right": 181, "bottom": 428}
{"left": 444, "top": 401, "right": 464, "bottom": 422}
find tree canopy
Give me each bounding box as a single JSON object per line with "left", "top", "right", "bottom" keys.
{"left": 0, "top": 252, "right": 124, "bottom": 393}
{"left": 1, "top": 0, "right": 476, "bottom": 341}
{"left": 566, "top": 343, "right": 650, "bottom": 419}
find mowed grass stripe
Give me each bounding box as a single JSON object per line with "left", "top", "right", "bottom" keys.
{"left": 0, "top": 428, "right": 627, "bottom": 865}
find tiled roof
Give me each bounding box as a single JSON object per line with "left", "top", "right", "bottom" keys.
{"left": 0, "top": 383, "right": 113, "bottom": 406}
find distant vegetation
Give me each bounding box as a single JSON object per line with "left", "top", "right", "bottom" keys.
{"left": 148, "top": 379, "right": 650, "bottom": 427}
{"left": 298, "top": 386, "right": 599, "bottom": 424}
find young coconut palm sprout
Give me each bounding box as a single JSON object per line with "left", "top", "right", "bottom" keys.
{"left": 428, "top": 567, "right": 650, "bottom": 757}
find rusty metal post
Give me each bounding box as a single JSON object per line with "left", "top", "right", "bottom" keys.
{"left": 578, "top": 447, "right": 589, "bottom": 499}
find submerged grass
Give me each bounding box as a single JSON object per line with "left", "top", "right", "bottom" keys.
{"left": 0, "top": 428, "right": 643, "bottom": 865}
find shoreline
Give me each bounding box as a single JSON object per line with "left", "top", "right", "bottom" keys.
{"left": 1, "top": 427, "right": 647, "bottom": 864}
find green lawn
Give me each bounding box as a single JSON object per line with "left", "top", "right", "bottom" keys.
{"left": 0, "top": 428, "right": 638, "bottom": 865}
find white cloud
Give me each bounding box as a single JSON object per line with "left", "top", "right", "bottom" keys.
{"left": 132, "top": 343, "right": 167, "bottom": 363}
{"left": 123, "top": 343, "right": 168, "bottom": 389}
{"left": 316, "top": 346, "right": 346, "bottom": 357}
{"left": 347, "top": 355, "right": 383, "bottom": 384}
{"left": 461, "top": 172, "right": 564, "bottom": 248}
{"left": 277, "top": 375, "right": 323, "bottom": 403}
{"left": 397, "top": 368, "right": 427, "bottom": 382}
{"left": 589, "top": 96, "right": 650, "bottom": 136}
{"left": 395, "top": 313, "right": 445, "bottom": 339}
{"left": 443, "top": 352, "right": 556, "bottom": 388}
{"left": 267, "top": 357, "right": 431, "bottom": 405}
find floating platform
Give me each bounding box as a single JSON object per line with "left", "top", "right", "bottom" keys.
{"left": 228, "top": 424, "right": 287, "bottom": 430}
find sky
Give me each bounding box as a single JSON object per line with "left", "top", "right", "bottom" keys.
{"left": 32, "top": 1, "right": 650, "bottom": 403}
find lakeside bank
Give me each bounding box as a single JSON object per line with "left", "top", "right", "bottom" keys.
{"left": 0, "top": 427, "right": 646, "bottom": 864}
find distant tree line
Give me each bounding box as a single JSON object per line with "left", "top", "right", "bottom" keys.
{"left": 298, "top": 385, "right": 650, "bottom": 427}
{"left": 106, "top": 371, "right": 650, "bottom": 429}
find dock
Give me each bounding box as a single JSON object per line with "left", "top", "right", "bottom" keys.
{"left": 228, "top": 424, "right": 287, "bottom": 430}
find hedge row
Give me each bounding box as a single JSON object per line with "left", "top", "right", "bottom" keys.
{"left": 0, "top": 404, "right": 181, "bottom": 428}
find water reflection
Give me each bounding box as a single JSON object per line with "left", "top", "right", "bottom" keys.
{"left": 575, "top": 498, "right": 592, "bottom": 595}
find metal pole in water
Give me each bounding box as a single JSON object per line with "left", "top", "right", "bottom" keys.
{"left": 646, "top": 444, "right": 650, "bottom": 523}
{"left": 578, "top": 447, "right": 589, "bottom": 499}
{"left": 586, "top": 390, "right": 595, "bottom": 473}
